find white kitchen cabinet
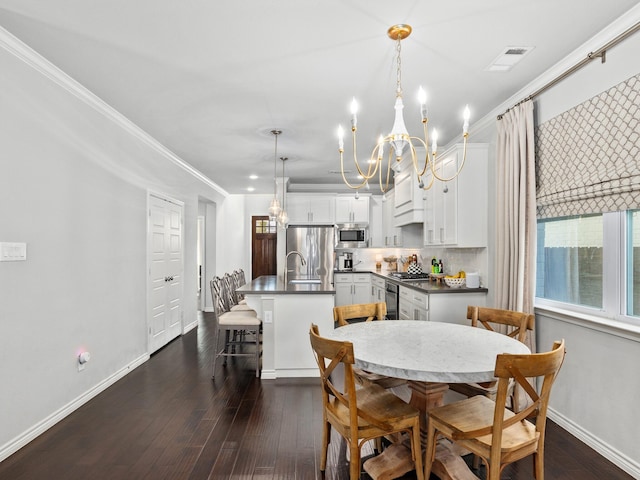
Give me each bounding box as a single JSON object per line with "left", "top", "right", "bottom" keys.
{"left": 429, "top": 291, "right": 487, "bottom": 325}
{"left": 382, "top": 190, "right": 402, "bottom": 247}
{"left": 368, "top": 195, "right": 384, "bottom": 247}
{"left": 399, "top": 286, "right": 429, "bottom": 321}
{"left": 371, "top": 275, "right": 385, "bottom": 303}
{"left": 423, "top": 143, "right": 488, "bottom": 247}
{"left": 334, "top": 273, "right": 372, "bottom": 306}
{"left": 394, "top": 157, "right": 425, "bottom": 226}
{"left": 335, "top": 195, "right": 370, "bottom": 224}
{"left": 287, "top": 194, "right": 335, "bottom": 224}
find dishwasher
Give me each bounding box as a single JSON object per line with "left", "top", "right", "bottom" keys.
{"left": 385, "top": 281, "right": 399, "bottom": 320}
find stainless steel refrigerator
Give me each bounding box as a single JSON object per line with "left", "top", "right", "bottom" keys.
{"left": 285, "top": 225, "right": 335, "bottom": 280}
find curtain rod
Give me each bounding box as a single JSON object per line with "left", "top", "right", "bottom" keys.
{"left": 497, "top": 21, "right": 640, "bottom": 120}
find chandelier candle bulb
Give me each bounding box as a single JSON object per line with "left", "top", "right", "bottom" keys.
{"left": 350, "top": 98, "right": 358, "bottom": 128}
{"left": 337, "top": 125, "right": 344, "bottom": 150}
{"left": 463, "top": 105, "right": 470, "bottom": 135}
{"left": 418, "top": 86, "right": 428, "bottom": 120}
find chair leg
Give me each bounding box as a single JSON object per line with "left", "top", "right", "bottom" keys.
{"left": 223, "top": 330, "right": 230, "bottom": 365}
{"left": 411, "top": 422, "right": 425, "bottom": 480}
{"left": 424, "top": 421, "right": 437, "bottom": 480}
{"left": 255, "top": 328, "right": 261, "bottom": 378}
{"left": 534, "top": 449, "right": 544, "bottom": 480}
{"left": 320, "top": 421, "right": 330, "bottom": 472}
{"left": 349, "top": 442, "right": 361, "bottom": 480}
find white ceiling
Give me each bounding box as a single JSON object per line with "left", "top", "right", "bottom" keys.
{"left": 0, "top": 0, "right": 637, "bottom": 195}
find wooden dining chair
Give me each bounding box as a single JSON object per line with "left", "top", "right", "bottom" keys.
{"left": 210, "top": 276, "right": 262, "bottom": 378}
{"left": 333, "top": 302, "right": 406, "bottom": 390}
{"left": 449, "top": 306, "right": 535, "bottom": 406}
{"left": 424, "top": 339, "right": 566, "bottom": 480}
{"left": 309, "top": 324, "right": 424, "bottom": 480}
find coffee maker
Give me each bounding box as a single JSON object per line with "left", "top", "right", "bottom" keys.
{"left": 338, "top": 252, "right": 353, "bottom": 271}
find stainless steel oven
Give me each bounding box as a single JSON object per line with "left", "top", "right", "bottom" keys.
{"left": 385, "top": 281, "right": 399, "bottom": 320}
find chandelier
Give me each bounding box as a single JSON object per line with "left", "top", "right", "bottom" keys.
{"left": 337, "top": 24, "right": 471, "bottom": 192}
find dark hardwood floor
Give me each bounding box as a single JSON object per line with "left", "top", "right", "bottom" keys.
{"left": 0, "top": 312, "right": 633, "bottom": 480}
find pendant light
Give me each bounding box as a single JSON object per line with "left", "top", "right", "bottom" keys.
{"left": 268, "top": 129, "right": 282, "bottom": 219}
{"left": 277, "top": 157, "right": 289, "bottom": 228}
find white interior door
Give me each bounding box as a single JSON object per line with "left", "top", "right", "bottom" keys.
{"left": 148, "top": 193, "right": 184, "bottom": 353}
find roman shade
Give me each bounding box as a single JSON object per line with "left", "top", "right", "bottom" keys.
{"left": 535, "top": 73, "right": 640, "bottom": 219}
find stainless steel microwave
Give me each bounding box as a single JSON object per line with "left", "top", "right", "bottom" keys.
{"left": 336, "top": 225, "right": 368, "bottom": 248}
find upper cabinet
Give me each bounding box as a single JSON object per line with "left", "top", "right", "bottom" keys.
{"left": 335, "top": 195, "right": 370, "bottom": 224}
{"left": 423, "top": 143, "right": 488, "bottom": 248}
{"left": 393, "top": 157, "right": 425, "bottom": 226}
{"left": 382, "top": 190, "right": 403, "bottom": 247}
{"left": 287, "top": 194, "right": 335, "bottom": 224}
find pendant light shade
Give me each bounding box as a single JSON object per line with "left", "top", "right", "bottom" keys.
{"left": 268, "top": 130, "right": 282, "bottom": 220}
{"left": 277, "top": 157, "right": 289, "bottom": 228}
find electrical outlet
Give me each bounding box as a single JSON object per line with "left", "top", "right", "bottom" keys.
{"left": 264, "top": 310, "right": 273, "bottom": 324}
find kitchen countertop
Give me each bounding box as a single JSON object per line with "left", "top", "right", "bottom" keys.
{"left": 334, "top": 270, "right": 488, "bottom": 294}
{"left": 237, "top": 275, "right": 335, "bottom": 295}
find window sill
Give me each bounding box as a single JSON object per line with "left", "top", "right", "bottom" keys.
{"left": 534, "top": 301, "right": 640, "bottom": 342}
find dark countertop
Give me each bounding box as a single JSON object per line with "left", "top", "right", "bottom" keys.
{"left": 237, "top": 275, "right": 336, "bottom": 295}
{"left": 334, "top": 270, "right": 488, "bottom": 295}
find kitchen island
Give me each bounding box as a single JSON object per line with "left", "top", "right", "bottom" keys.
{"left": 237, "top": 275, "right": 335, "bottom": 379}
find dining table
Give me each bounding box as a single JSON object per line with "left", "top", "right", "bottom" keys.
{"left": 327, "top": 320, "right": 531, "bottom": 480}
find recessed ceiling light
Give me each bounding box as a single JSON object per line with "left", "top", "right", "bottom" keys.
{"left": 249, "top": 174, "right": 258, "bottom": 180}
{"left": 247, "top": 187, "right": 255, "bottom": 192}
{"left": 486, "top": 46, "right": 534, "bottom": 72}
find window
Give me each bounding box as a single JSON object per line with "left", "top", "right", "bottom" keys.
{"left": 255, "top": 218, "right": 276, "bottom": 234}
{"left": 628, "top": 210, "right": 640, "bottom": 317}
{"left": 536, "top": 210, "right": 639, "bottom": 325}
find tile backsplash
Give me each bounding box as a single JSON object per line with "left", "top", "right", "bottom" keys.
{"left": 339, "top": 247, "right": 488, "bottom": 286}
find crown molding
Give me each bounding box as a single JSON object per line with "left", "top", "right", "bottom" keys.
{"left": 0, "top": 26, "right": 228, "bottom": 198}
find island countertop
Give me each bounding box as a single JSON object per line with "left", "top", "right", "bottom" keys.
{"left": 237, "top": 275, "right": 336, "bottom": 295}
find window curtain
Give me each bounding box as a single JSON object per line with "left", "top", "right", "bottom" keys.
{"left": 495, "top": 100, "right": 537, "bottom": 349}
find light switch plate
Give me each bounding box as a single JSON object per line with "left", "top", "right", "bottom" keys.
{"left": 0, "top": 242, "right": 27, "bottom": 261}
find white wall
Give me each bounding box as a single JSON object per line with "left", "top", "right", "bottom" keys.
{"left": 215, "top": 194, "right": 272, "bottom": 280}
{"left": 0, "top": 29, "right": 226, "bottom": 460}
{"left": 469, "top": 10, "right": 640, "bottom": 477}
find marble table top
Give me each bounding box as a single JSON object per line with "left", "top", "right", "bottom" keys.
{"left": 327, "top": 320, "right": 530, "bottom": 384}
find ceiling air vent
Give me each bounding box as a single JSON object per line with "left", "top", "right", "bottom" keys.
{"left": 485, "top": 46, "right": 534, "bottom": 72}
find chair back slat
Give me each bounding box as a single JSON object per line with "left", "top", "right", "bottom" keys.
{"left": 467, "top": 305, "right": 534, "bottom": 343}
{"left": 333, "top": 302, "right": 387, "bottom": 327}
{"left": 222, "top": 273, "right": 237, "bottom": 309}
{"left": 210, "top": 277, "right": 227, "bottom": 316}
{"left": 232, "top": 269, "right": 246, "bottom": 303}
{"left": 493, "top": 339, "right": 566, "bottom": 431}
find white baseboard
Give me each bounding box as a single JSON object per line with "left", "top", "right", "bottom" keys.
{"left": 183, "top": 320, "right": 198, "bottom": 334}
{"left": 0, "top": 353, "right": 150, "bottom": 463}
{"left": 548, "top": 408, "right": 640, "bottom": 479}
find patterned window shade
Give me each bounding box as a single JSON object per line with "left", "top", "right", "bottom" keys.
{"left": 535, "top": 73, "right": 640, "bottom": 219}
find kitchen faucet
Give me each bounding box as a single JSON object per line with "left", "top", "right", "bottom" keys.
{"left": 284, "top": 250, "right": 307, "bottom": 282}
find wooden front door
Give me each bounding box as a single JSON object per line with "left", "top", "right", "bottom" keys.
{"left": 251, "top": 216, "right": 277, "bottom": 280}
